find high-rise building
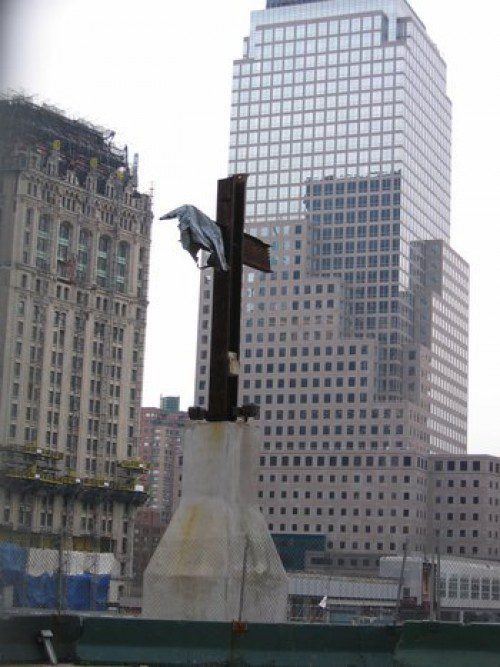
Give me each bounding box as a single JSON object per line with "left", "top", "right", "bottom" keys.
{"left": 134, "top": 403, "right": 186, "bottom": 590}
{"left": 0, "top": 98, "right": 152, "bottom": 579}
{"left": 132, "top": 507, "right": 166, "bottom": 594}
{"left": 139, "top": 405, "right": 187, "bottom": 523}
{"left": 195, "top": 0, "right": 469, "bottom": 564}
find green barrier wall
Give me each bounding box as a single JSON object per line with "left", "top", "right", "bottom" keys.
{"left": 1, "top": 615, "right": 500, "bottom": 666}
{"left": 76, "top": 617, "right": 399, "bottom": 666}
{"left": 394, "top": 622, "right": 500, "bottom": 667}
{"left": 0, "top": 614, "right": 81, "bottom": 664}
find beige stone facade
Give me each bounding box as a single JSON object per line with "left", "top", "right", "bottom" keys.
{"left": 0, "top": 99, "right": 151, "bottom": 579}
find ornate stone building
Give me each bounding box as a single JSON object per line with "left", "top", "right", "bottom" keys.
{"left": 0, "top": 98, "right": 152, "bottom": 581}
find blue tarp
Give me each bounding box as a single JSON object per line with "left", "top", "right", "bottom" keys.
{"left": 16, "top": 572, "right": 57, "bottom": 609}
{"left": 15, "top": 572, "right": 111, "bottom": 611}
{"left": 0, "top": 542, "right": 28, "bottom": 585}
{"left": 66, "top": 573, "right": 111, "bottom": 611}
{"left": 0, "top": 542, "right": 110, "bottom": 610}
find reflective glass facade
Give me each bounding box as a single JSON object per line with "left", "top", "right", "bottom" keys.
{"left": 195, "top": 0, "right": 469, "bottom": 557}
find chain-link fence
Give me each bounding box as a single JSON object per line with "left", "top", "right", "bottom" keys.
{"left": 139, "top": 527, "right": 288, "bottom": 623}
{"left": 126, "top": 530, "right": 500, "bottom": 624}
{"left": 0, "top": 532, "right": 121, "bottom": 615}
{"left": 4, "top": 529, "right": 500, "bottom": 624}
{"left": 285, "top": 547, "right": 500, "bottom": 625}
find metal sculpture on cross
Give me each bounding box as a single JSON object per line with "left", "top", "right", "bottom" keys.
{"left": 161, "top": 174, "right": 271, "bottom": 422}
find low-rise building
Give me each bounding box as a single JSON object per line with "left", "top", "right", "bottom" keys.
{"left": 428, "top": 454, "right": 500, "bottom": 560}
{"left": 290, "top": 556, "right": 500, "bottom": 624}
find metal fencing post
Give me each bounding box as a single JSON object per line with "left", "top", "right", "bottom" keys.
{"left": 395, "top": 541, "right": 408, "bottom": 623}
{"left": 238, "top": 537, "right": 249, "bottom": 623}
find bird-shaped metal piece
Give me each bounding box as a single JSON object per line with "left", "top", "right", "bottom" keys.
{"left": 160, "top": 205, "right": 229, "bottom": 271}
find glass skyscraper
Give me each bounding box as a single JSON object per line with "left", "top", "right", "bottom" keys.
{"left": 195, "top": 0, "right": 469, "bottom": 562}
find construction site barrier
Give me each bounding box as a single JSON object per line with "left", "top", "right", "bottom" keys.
{"left": 77, "top": 617, "right": 400, "bottom": 666}
{"left": 394, "top": 621, "right": 500, "bottom": 667}
{"left": 0, "top": 614, "right": 81, "bottom": 665}
{"left": 1, "top": 616, "right": 500, "bottom": 665}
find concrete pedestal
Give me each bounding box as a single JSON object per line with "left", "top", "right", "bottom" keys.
{"left": 142, "top": 421, "right": 288, "bottom": 622}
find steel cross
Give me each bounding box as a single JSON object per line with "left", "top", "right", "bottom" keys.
{"left": 189, "top": 174, "right": 271, "bottom": 422}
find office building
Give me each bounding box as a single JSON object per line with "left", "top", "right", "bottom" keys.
{"left": 429, "top": 455, "right": 500, "bottom": 561}
{"left": 194, "top": 0, "right": 469, "bottom": 563}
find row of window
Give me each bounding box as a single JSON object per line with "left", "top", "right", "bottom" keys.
{"left": 242, "top": 392, "right": 370, "bottom": 405}
{"left": 256, "top": 16, "right": 387, "bottom": 42}
{"left": 308, "top": 194, "right": 400, "bottom": 209}
{"left": 434, "top": 459, "right": 492, "bottom": 473}
{"left": 25, "top": 211, "right": 145, "bottom": 293}
{"left": 308, "top": 176, "right": 400, "bottom": 195}
{"left": 270, "top": 525, "right": 412, "bottom": 549}
{"left": 260, "top": 454, "right": 416, "bottom": 467}
{"left": 261, "top": 408, "right": 402, "bottom": 420}
{"left": 441, "top": 576, "right": 500, "bottom": 601}
{"left": 262, "top": 422, "right": 404, "bottom": 436}
{"left": 262, "top": 441, "right": 408, "bottom": 452}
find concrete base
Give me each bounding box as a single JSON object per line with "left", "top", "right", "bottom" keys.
{"left": 142, "top": 421, "right": 288, "bottom": 622}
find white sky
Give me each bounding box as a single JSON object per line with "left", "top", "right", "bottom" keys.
{"left": 1, "top": 0, "right": 499, "bottom": 454}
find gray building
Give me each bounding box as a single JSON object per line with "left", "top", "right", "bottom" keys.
{"left": 194, "top": 0, "right": 470, "bottom": 565}
{"left": 0, "top": 98, "right": 152, "bottom": 581}
{"left": 290, "top": 555, "right": 500, "bottom": 624}
{"left": 429, "top": 455, "right": 500, "bottom": 562}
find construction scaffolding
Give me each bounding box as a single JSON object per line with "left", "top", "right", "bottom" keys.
{"left": 0, "top": 95, "right": 129, "bottom": 183}
{"left": 0, "top": 443, "right": 147, "bottom": 612}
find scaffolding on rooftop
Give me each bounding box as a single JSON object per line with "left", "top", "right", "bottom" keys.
{"left": 0, "top": 94, "right": 129, "bottom": 182}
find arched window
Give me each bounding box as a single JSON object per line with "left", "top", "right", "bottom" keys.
{"left": 97, "top": 235, "right": 111, "bottom": 287}
{"left": 36, "top": 214, "right": 51, "bottom": 271}
{"left": 77, "top": 229, "right": 91, "bottom": 282}
{"left": 57, "top": 221, "right": 72, "bottom": 276}
{"left": 116, "top": 241, "right": 129, "bottom": 293}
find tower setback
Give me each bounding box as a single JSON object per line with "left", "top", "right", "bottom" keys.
{"left": 195, "top": 0, "right": 469, "bottom": 565}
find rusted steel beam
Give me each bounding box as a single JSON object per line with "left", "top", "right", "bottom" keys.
{"left": 206, "top": 174, "right": 247, "bottom": 421}
{"left": 242, "top": 234, "right": 271, "bottom": 273}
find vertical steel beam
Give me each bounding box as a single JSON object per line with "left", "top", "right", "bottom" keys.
{"left": 207, "top": 174, "right": 247, "bottom": 421}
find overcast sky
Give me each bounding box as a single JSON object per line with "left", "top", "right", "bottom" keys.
{"left": 1, "top": 0, "right": 499, "bottom": 453}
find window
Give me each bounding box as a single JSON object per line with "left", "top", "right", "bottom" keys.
{"left": 57, "top": 222, "right": 72, "bottom": 278}
{"left": 481, "top": 579, "right": 491, "bottom": 600}
{"left": 36, "top": 214, "right": 51, "bottom": 270}
{"left": 116, "top": 241, "right": 129, "bottom": 292}
{"left": 448, "top": 576, "right": 458, "bottom": 599}
{"left": 78, "top": 229, "right": 91, "bottom": 281}
{"left": 97, "top": 236, "right": 111, "bottom": 286}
